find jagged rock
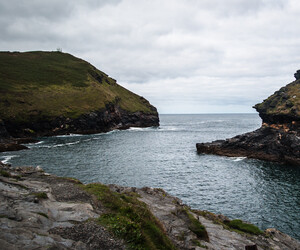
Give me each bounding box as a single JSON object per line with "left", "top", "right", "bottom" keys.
{"left": 0, "top": 120, "right": 9, "bottom": 141}
{"left": 0, "top": 142, "right": 28, "bottom": 152}
{"left": 2, "top": 164, "right": 299, "bottom": 249}
{"left": 197, "top": 72, "right": 300, "bottom": 165}
{"left": 294, "top": 69, "right": 300, "bottom": 80}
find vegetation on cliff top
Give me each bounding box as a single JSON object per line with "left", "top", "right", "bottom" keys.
{"left": 83, "top": 183, "right": 175, "bottom": 250}
{"left": 254, "top": 76, "right": 300, "bottom": 121}
{"left": 0, "top": 51, "right": 157, "bottom": 123}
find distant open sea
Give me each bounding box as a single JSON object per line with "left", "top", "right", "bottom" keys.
{"left": 1, "top": 114, "right": 300, "bottom": 240}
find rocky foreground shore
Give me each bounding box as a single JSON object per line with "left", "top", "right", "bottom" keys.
{"left": 1, "top": 162, "right": 299, "bottom": 250}
{"left": 197, "top": 72, "right": 300, "bottom": 165}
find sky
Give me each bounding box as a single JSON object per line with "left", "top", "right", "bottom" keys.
{"left": 1, "top": 0, "right": 300, "bottom": 114}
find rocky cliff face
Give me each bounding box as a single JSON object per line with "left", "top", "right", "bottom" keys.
{"left": 1, "top": 162, "right": 299, "bottom": 249}
{"left": 253, "top": 76, "right": 300, "bottom": 129}
{"left": 4, "top": 102, "right": 159, "bottom": 138}
{"left": 0, "top": 51, "right": 159, "bottom": 150}
{"left": 197, "top": 71, "right": 300, "bottom": 165}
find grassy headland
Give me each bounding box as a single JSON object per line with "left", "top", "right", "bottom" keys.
{"left": 0, "top": 51, "right": 156, "bottom": 124}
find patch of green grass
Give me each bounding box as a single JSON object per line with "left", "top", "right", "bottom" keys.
{"left": 183, "top": 209, "right": 209, "bottom": 242}
{"left": 226, "top": 219, "right": 263, "bottom": 235}
{"left": 191, "top": 239, "right": 208, "bottom": 249}
{"left": 83, "top": 183, "right": 175, "bottom": 250}
{"left": 254, "top": 80, "right": 300, "bottom": 117}
{"left": 0, "top": 170, "right": 10, "bottom": 177}
{"left": 36, "top": 212, "right": 49, "bottom": 218}
{"left": 32, "top": 192, "right": 48, "bottom": 199}
{"left": 194, "top": 210, "right": 264, "bottom": 236}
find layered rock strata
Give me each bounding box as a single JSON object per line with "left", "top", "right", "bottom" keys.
{"left": 197, "top": 72, "right": 300, "bottom": 165}
{"left": 1, "top": 162, "right": 299, "bottom": 249}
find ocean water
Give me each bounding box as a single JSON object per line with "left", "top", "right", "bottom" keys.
{"left": 1, "top": 114, "right": 300, "bottom": 240}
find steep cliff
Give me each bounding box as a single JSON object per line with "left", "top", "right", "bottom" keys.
{"left": 0, "top": 51, "right": 159, "bottom": 141}
{"left": 197, "top": 71, "right": 300, "bottom": 165}
{"left": 254, "top": 76, "right": 300, "bottom": 129}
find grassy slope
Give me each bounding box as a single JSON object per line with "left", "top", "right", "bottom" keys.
{"left": 254, "top": 79, "right": 300, "bottom": 118}
{"left": 0, "top": 51, "right": 156, "bottom": 123}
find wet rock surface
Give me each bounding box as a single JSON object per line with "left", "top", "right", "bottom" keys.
{"left": 0, "top": 103, "right": 159, "bottom": 153}
{"left": 4, "top": 103, "right": 159, "bottom": 139}
{"left": 197, "top": 126, "right": 300, "bottom": 165}
{"left": 1, "top": 162, "right": 299, "bottom": 249}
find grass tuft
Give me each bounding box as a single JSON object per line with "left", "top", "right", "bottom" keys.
{"left": 191, "top": 239, "right": 208, "bottom": 249}
{"left": 37, "top": 212, "right": 49, "bottom": 218}
{"left": 183, "top": 209, "right": 209, "bottom": 242}
{"left": 33, "top": 192, "right": 48, "bottom": 199}
{"left": 0, "top": 170, "right": 10, "bottom": 177}
{"left": 83, "top": 183, "right": 175, "bottom": 249}
{"left": 226, "top": 219, "right": 263, "bottom": 235}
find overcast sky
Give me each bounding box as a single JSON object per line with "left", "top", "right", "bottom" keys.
{"left": 1, "top": 0, "right": 300, "bottom": 114}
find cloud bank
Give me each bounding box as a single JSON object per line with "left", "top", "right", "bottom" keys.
{"left": 1, "top": 0, "right": 300, "bottom": 113}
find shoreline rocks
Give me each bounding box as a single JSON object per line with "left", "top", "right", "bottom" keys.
{"left": 0, "top": 103, "right": 159, "bottom": 152}
{"left": 1, "top": 163, "right": 300, "bottom": 249}
{"left": 197, "top": 72, "right": 300, "bottom": 165}
{"left": 197, "top": 125, "right": 300, "bottom": 165}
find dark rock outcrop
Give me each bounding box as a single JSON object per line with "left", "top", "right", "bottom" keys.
{"left": 197, "top": 72, "right": 300, "bottom": 165}
{"left": 4, "top": 102, "right": 159, "bottom": 138}
{"left": 295, "top": 69, "right": 300, "bottom": 80}
{"left": 197, "top": 126, "right": 300, "bottom": 165}
{"left": 0, "top": 120, "right": 9, "bottom": 140}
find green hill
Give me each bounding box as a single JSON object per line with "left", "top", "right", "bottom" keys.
{"left": 0, "top": 51, "right": 158, "bottom": 138}
{"left": 0, "top": 51, "right": 157, "bottom": 123}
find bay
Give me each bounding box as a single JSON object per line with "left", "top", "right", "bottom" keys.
{"left": 1, "top": 114, "right": 300, "bottom": 240}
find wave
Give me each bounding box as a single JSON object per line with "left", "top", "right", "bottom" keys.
{"left": 26, "top": 141, "right": 45, "bottom": 148}
{"left": 128, "top": 127, "right": 158, "bottom": 132}
{"left": 35, "top": 140, "right": 80, "bottom": 148}
{"left": 54, "top": 133, "right": 83, "bottom": 138}
{"left": 1, "top": 155, "right": 19, "bottom": 164}
{"left": 231, "top": 157, "right": 247, "bottom": 162}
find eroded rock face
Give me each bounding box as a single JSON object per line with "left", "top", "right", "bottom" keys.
{"left": 197, "top": 126, "right": 300, "bottom": 165}
{"left": 0, "top": 163, "right": 300, "bottom": 249}
{"left": 295, "top": 69, "right": 300, "bottom": 80}
{"left": 4, "top": 103, "right": 159, "bottom": 138}
{"left": 197, "top": 72, "right": 300, "bottom": 165}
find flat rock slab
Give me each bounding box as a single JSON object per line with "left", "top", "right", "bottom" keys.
{"left": 1, "top": 163, "right": 300, "bottom": 250}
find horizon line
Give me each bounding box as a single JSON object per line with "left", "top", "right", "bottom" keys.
{"left": 159, "top": 112, "right": 258, "bottom": 115}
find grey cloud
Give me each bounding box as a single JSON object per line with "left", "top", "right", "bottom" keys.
{"left": 0, "top": 0, "right": 299, "bottom": 113}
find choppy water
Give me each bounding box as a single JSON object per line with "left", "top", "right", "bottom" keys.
{"left": 1, "top": 114, "right": 300, "bottom": 240}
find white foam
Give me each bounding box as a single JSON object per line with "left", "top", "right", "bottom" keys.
{"left": 52, "top": 141, "right": 80, "bottom": 148}
{"left": 1, "top": 155, "right": 19, "bottom": 164}
{"left": 36, "top": 140, "right": 80, "bottom": 148}
{"left": 26, "top": 140, "right": 45, "bottom": 148}
{"left": 35, "top": 141, "right": 44, "bottom": 145}
{"left": 231, "top": 157, "right": 247, "bottom": 162}
{"left": 54, "top": 133, "right": 83, "bottom": 138}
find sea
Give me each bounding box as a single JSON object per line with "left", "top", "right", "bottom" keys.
{"left": 1, "top": 114, "right": 300, "bottom": 240}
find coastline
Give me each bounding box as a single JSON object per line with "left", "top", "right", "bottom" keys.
{"left": 1, "top": 162, "right": 299, "bottom": 249}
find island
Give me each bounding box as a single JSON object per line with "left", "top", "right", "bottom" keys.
{"left": 0, "top": 51, "right": 159, "bottom": 152}
{"left": 197, "top": 71, "right": 300, "bottom": 165}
